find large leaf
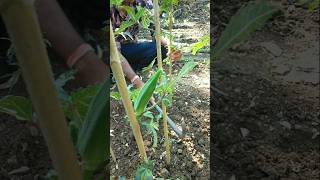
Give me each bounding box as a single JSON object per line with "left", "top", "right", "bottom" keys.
{"left": 77, "top": 80, "right": 109, "bottom": 171}
{"left": 134, "top": 69, "right": 162, "bottom": 116}
{"left": 212, "top": 0, "right": 278, "bottom": 58}
{"left": 172, "top": 61, "right": 197, "bottom": 85}
{"left": 0, "top": 96, "right": 33, "bottom": 121}
{"left": 155, "top": 61, "right": 197, "bottom": 95}
{"left": 70, "top": 85, "right": 99, "bottom": 121}
{"left": 135, "top": 160, "right": 154, "bottom": 180}
{"left": 191, "top": 34, "right": 210, "bottom": 55}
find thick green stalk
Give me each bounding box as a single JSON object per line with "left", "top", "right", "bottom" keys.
{"left": 110, "top": 24, "right": 147, "bottom": 162}
{"left": 153, "top": 0, "right": 170, "bottom": 164}
{"left": 0, "top": 0, "right": 82, "bottom": 179}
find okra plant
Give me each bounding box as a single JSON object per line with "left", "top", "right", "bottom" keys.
{"left": 110, "top": 0, "right": 198, "bottom": 178}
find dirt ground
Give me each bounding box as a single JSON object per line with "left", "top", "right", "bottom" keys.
{"left": 110, "top": 0, "right": 210, "bottom": 178}
{"left": 212, "top": 1, "right": 319, "bottom": 179}
{"left": 110, "top": 62, "right": 210, "bottom": 178}
{"left": 1, "top": 0, "right": 318, "bottom": 179}
{"left": 0, "top": 0, "right": 210, "bottom": 179}
{"left": 0, "top": 78, "right": 52, "bottom": 179}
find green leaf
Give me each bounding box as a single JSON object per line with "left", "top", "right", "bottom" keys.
{"left": 70, "top": 85, "right": 99, "bottom": 121}
{"left": 155, "top": 112, "right": 162, "bottom": 120}
{"left": 212, "top": 0, "right": 278, "bottom": 59}
{"left": 54, "top": 70, "right": 76, "bottom": 91}
{"left": 143, "top": 111, "right": 154, "bottom": 119}
{"left": 0, "top": 95, "right": 33, "bottom": 121}
{"left": 172, "top": 61, "right": 197, "bottom": 85}
{"left": 191, "top": 34, "right": 210, "bottom": 55}
{"left": 142, "top": 120, "right": 158, "bottom": 147}
{"left": 150, "top": 128, "right": 158, "bottom": 148}
{"left": 77, "top": 80, "right": 109, "bottom": 171}
{"left": 129, "top": 88, "right": 141, "bottom": 103}
{"left": 54, "top": 70, "right": 76, "bottom": 104}
{"left": 68, "top": 120, "right": 81, "bottom": 146}
{"left": 115, "top": 21, "right": 136, "bottom": 35}
{"left": 163, "top": 96, "right": 172, "bottom": 107}
{"left": 140, "top": 8, "right": 152, "bottom": 29}
{"left": 135, "top": 160, "right": 154, "bottom": 180}
{"left": 122, "top": 6, "right": 138, "bottom": 21}
{"left": 134, "top": 69, "right": 162, "bottom": 116}
{"left": 45, "top": 169, "right": 58, "bottom": 180}
{"left": 142, "top": 59, "right": 156, "bottom": 73}
{"left": 111, "top": 91, "right": 121, "bottom": 100}
{"left": 111, "top": 0, "right": 123, "bottom": 6}
{"left": 309, "top": 0, "right": 319, "bottom": 10}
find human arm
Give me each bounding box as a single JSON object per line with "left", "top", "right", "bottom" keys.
{"left": 34, "top": 0, "right": 108, "bottom": 86}
{"left": 118, "top": 53, "right": 145, "bottom": 88}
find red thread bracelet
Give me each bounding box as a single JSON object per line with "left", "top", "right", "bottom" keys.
{"left": 67, "top": 43, "right": 94, "bottom": 68}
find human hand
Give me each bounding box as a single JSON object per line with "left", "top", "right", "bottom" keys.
{"left": 131, "top": 76, "right": 145, "bottom": 89}
{"left": 74, "top": 51, "right": 109, "bottom": 86}
{"left": 160, "top": 37, "right": 183, "bottom": 61}
{"left": 169, "top": 49, "right": 182, "bottom": 62}
{"left": 161, "top": 37, "right": 169, "bottom": 46}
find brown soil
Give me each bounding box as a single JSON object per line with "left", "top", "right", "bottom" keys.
{"left": 212, "top": 1, "right": 319, "bottom": 179}
{"left": 110, "top": 1, "right": 210, "bottom": 178}
{"left": 0, "top": 75, "right": 53, "bottom": 179}
{"left": 110, "top": 61, "right": 210, "bottom": 178}
{"left": 0, "top": 1, "right": 210, "bottom": 179}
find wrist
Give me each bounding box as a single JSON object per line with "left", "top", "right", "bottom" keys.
{"left": 73, "top": 51, "right": 98, "bottom": 71}
{"left": 74, "top": 51, "right": 108, "bottom": 86}
{"left": 130, "top": 75, "right": 141, "bottom": 84}
{"left": 67, "top": 43, "right": 94, "bottom": 68}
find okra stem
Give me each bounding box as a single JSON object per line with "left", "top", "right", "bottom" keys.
{"left": 110, "top": 24, "right": 147, "bottom": 162}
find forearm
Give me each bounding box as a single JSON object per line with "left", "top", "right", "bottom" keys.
{"left": 119, "top": 53, "right": 137, "bottom": 81}
{"left": 34, "top": 0, "right": 108, "bottom": 86}
{"left": 34, "top": 0, "right": 84, "bottom": 60}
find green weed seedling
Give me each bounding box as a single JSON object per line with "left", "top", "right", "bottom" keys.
{"left": 212, "top": 0, "right": 278, "bottom": 59}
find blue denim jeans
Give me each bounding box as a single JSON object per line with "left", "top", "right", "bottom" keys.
{"left": 120, "top": 41, "right": 168, "bottom": 71}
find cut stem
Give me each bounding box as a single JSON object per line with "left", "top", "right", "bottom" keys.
{"left": 110, "top": 24, "right": 147, "bottom": 162}
{"left": 153, "top": 0, "right": 170, "bottom": 164}
{"left": 153, "top": 0, "right": 163, "bottom": 71}
{"left": 162, "top": 99, "right": 170, "bottom": 164}
{"left": 168, "top": 1, "right": 174, "bottom": 105}
{"left": 0, "top": 0, "right": 82, "bottom": 179}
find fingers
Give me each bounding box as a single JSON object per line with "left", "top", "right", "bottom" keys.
{"left": 169, "top": 50, "right": 182, "bottom": 61}
{"left": 132, "top": 78, "right": 145, "bottom": 89}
